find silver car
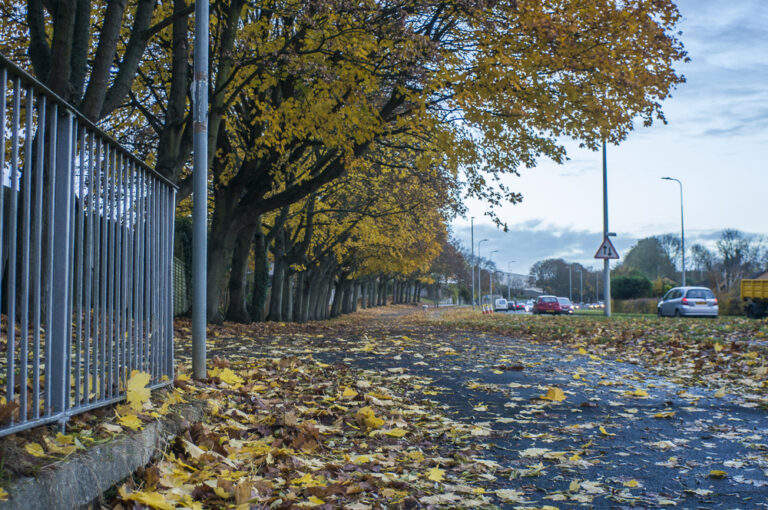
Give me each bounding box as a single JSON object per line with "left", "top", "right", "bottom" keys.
{"left": 657, "top": 286, "right": 718, "bottom": 317}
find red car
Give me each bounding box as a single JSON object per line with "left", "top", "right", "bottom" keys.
{"left": 532, "top": 295, "right": 562, "bottom": 315}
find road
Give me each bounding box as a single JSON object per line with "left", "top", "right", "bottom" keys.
{"left": 213, "top": 309, "right": 768, "bottom": 508}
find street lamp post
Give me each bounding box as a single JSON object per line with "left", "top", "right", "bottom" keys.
{"left": 569, "top": 264, "right": 573, "bottom": 301}
{"left": 490, "top": 250, "right": 499, "bottom": 300}
{"left": 478, "top": 239, "right": 489, "bottom": 306}
{"left": 576, "top": 267, "right": 583, "bottom": 304}
{"left": 471, "top": 217, "right": 475, "bottom": 309}
{"left": 661, "top": 177, "right": 685, "bottom": 286}
{"left": 508, "top": 261, "right": 516, "bottom": 301}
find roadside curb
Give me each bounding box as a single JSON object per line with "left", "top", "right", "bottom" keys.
{"left": 0, "top": 402, "right": 205, "bottom": 510}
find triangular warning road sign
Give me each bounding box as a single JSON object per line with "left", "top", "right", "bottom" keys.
{"left": 594, "top": 237, "right": 619, "bottom": 259}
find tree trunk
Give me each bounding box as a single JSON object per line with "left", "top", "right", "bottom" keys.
{"left": 226, "top": 218, "right": 258, "bottom": 323}
{"left": 330, "top": 278, "right": 343, "bottom": 318}
{"left": 267, "top": 234, "right": 286, "bottom": 322}
{"left": 250, "top": 223, "right": 269, "bottom": 322}
{"left": 281, "top": 272, "right": 293, "bottom": 322}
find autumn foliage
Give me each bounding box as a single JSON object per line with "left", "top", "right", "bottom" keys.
{"left": 1, "top": 0, "right": 688, "bottom": 323}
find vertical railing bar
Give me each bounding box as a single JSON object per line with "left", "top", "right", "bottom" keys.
{"left": 107, "top": 147, "right": 117, "bottom": 398}
{"left": 169, "top": 188, "right": 177, "bottom": 379}
{"left": 91, "top": 139, "right": 102, "bottom": 403}
{"left": 84, "top": 131, "right": 95, "bottom": 406}
{"left": 0, "top": 69, "right": 6, "bottom": 342}
{"left": 6, "top": 78, "right": 21, "bottom": 423}
{"left": 141, "top": 173, "right": 148, "bottom": 373}
{"left": 19, "top": 85, "right": 34, "bottom": 423}
{"left": 74, "top": 125, "right": 86, "bottom": 408}
{"left": 44, "top": 103, "right": 58, "bottom": 416}
{"left": 127, "top": 163, "right": 135, "bottom": 377}
{"left": 145, "top": 178, "right": 153, "bottom": 377}
{"left": 138, "top": 170, "right": 147, "bottom": 372}
{"left": 32, "top": 95, "right": 46, "bottom": 420}
{"left": 63, "top": 118, "right": 77, "bottom": 413}
{"left": 117, "top": 152, "right": 127, "bottom": 393}
{"left": 153, "top": 179, "right": 160, "bottom": 383}
{"left": 99, "top": 143, "right": 109, "bottom": 400}
{"left": 50, "top": 108, "right": 74, "bottom": 417}
{"left": 158, "top": 184, "right": 166, "bottom": 381}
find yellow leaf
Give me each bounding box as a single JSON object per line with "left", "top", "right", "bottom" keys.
{"left": 55, "top": 432, "right": 74, "bottom": 445}
{"left": 624, "top": 388, "right": 649, "bottom": 398}
{"left": 407, "top": 450, "right": 425, "bottom": 463}
{"left": 126, "top": 371, "right": 152, "bottom": 411}
{"left": 24, "top": 442, "right": 46, "bottom": 457}
{"left": 569, "top": 480, "right": 580, "bottom": 492}
{"left": 578, "top": 347, "right": 588, "bottom": 355}
{"left": 713, "top": 343, "right": 723, "bottom": 352}
{"left": 599, "top": 426, "right": 615, "bottom": 436}
{"left": 209, "top": 367, "right": 244, "bottom": 386}
{"left": 654, "top": 411, "right": 675, "bottom": 419}
{"left": 118, "top": 414, "right": 143, "bottom": 430}
{"left": 492, "top": 370, "right": 504, "bottom": 375}
{"left": 713, "top": 388, "right": 726, "bottom": 398}
{"left": 426, "top": 466, "right": 445, "bottom": 482}
{"left": 341, "top": 387, "right": 358, "bottom": 399}
{"left": 0, "top": 487, "right": 8, "bottom": 501}
{"left": 623, "top": 479, "right": 640, "bottom": 488}
{"left": 120, "top": 487, "right": 175, "bottom": 510}
{"left": 213, "top": 486, "right": 231, "bottom": 499}
{"left": 355, "top": 406, "right": 384, "bottom": 430}
{"left": 541, "top": 387, "right": 566, "bottom": 402}
{"left": 384, "top": 428, "right": 407, "bottom": 438}
{"left": 290, "top": 473, "right": 326, "bottom": 488}
{"left": 709, "top": 470, "right": 727, "bottom": 479}
{"left": 307, "top": 496, "right": 325, "bottom": 505}
{"left": 352, "top": 455, "right": 370, "bottom": 464}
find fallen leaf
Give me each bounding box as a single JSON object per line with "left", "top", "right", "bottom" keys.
{"left": 126, "top": 371, "right": 152, "bottom": 411}
{"left": 540, "top": 387, "right": 566, "bottom": 402}
{"left": 427, "top": 466, "right": 445, "bottom": 482}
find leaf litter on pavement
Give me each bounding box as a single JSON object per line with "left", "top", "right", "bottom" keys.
{"left": 3, "top": 305, "right": 768, "bottom": 508}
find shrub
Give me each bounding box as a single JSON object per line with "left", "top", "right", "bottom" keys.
{"left": 612, "top": 298, "right": 658, "bottom": 315}
{"left": 612, "top": 272, "right": 652, "bottom": 299}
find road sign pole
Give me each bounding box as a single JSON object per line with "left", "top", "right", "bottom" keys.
{"left": 602, "top": 141, "right": 611, "bottom": 317}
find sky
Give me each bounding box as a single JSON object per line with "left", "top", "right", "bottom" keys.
{"left": 452, "top": 0, "right": 768, "bottom": 276}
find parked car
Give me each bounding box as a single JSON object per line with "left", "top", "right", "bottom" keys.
{"left": 515, "top": 301, "right": 526, "bottom": 311}
{"left": 657, "top": 287, "right": 718, "bottom": 317}
{"left": 532, "top": 295, "right": 561, "bottom": 315}
{"left": 525, "top": 300, "right": 535, "bottom": 312}
{"left": 494, "top": 298, "right": 508, "bottom": 311}
{"left": 507, "top": 300, "right": 516, "bottom": 311}
{"left": 557, "top": 297, "right": 574, "bottom": 315}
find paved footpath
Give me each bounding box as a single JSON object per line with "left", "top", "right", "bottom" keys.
{"left": 214, "top": 310, "right": 768, "bottom": 508}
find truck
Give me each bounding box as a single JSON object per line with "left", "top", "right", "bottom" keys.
{"left": 741, "top": 279, "right": 768, "bottom": 318}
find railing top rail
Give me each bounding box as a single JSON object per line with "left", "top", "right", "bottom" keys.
{"left": 0, "top": 51, "right": 177, "bottom": 190}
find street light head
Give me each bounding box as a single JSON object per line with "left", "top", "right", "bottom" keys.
{"left": 661, "top": 176, "right": 672, "bottom": 180}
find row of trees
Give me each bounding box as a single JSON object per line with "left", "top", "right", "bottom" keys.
{"left": 528, "top": 231, "right": 766, "bottom": 304}
{"left": 612, "top": 230, "right": 766, "bottom": 299}
{"left": 2, "top": 0, "right": 687, "bottom": 322}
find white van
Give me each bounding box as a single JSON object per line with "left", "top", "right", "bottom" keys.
{"left": 494, "top": 298, "right": 508, "bottom": 311}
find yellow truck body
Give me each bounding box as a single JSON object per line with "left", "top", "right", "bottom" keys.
{"left": 741, "top": 279, "right": 768, "bottom": 301}
{"left": 741, "top": 279, "right": 768, "bottom": 318}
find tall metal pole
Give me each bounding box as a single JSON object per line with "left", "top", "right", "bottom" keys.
{"left": 471, "top": 217, "right": 475, "bottom": 309}
{"left": 569, "top": 264, "right": 572, "bottom": 301}
{"left": 662, "top": 177, "right": 685, "bottom": 286}
{"left": 192, "top": 0, "right": 209, "bottom": 379}
{"left": 602, "top": 141, "right": 611, "bottom": 317}
{"left": 579, "top": 268, "right": 583, "bottom": 304}
{"left": 490, "top": 250, "right": 498, "bottom": 300}
{"left": 508, "top": 261, "right": 515, "bottom": 301}
{"left": 478, "top": 239, "right": 488, "bottom": 305}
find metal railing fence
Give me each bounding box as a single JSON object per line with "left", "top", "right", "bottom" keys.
{"left": 0, "top": 53, "right": 176, "bottom": 437}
